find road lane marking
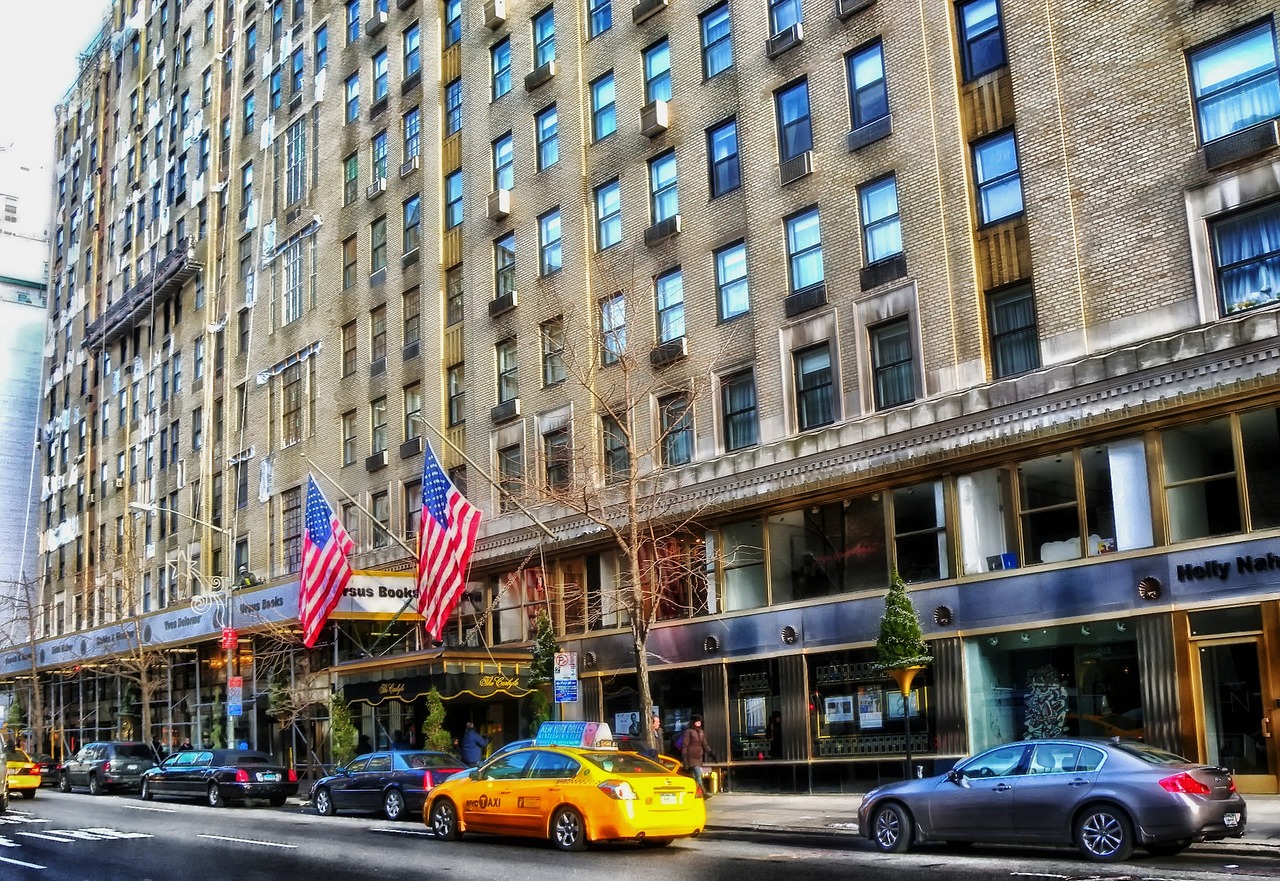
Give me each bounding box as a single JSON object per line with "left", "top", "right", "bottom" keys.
{"left": 122, "top": 804, "right": 178, "bottom": 813}
{"left": 16, "top": 832, "right": 77, "bottom": 843}
{"left": 0, "top": 854, "right": 47, "bottom": 870}
{"left": 84, "top": 828, "right": 153, "bottom": 839}
{"left": 198, "top": 834, "right": 298, "bottom": 849}
{"left": 373, "top": 828, "right": 436, "bottom": 837}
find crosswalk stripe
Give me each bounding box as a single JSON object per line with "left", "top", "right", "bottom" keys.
{"left": 0, "top": 854, "right": 47, "bottom": 870}
{"left": 16, "top": 832, "right": 76, "bottom": 843}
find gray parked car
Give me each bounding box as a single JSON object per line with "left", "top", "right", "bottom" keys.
{"left": 59, "top": 741, "right": 158, "bottom": 795}
{"left": 858, "top": 738, "right": 1246, "bottom": 862}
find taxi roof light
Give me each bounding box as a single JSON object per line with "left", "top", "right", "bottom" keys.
{"left": 598, "top": 779, "right": 638, "bottom": 801}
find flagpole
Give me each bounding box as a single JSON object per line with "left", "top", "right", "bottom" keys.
{"left": 299, "top": 452, "right": 418, "bottom": 558}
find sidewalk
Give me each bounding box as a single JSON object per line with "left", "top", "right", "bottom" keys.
{"left": 703, "top": 791, "right": 1280, "bottom": 852}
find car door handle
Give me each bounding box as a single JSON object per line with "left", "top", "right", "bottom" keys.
{"left": 992, "top": 783, "right": 1013, "bottom": 792}
{"left": 1067, "top": 778, "right": 1090, "bottom": 786}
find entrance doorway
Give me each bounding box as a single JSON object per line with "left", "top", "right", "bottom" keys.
{"left": 1194, "top": 638, "right": 1276, "bottom": 793}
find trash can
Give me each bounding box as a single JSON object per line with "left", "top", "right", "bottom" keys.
{"left": 703, "top": 769, "right": 719, "bottom": 794}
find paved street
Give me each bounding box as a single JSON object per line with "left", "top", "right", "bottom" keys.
{"left": 1, "top": 789, "right": 1277, "bottom": 880}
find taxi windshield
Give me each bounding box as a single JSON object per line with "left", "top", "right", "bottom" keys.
{"left": 580, "top": 752, "right": 669, "bottom": 774}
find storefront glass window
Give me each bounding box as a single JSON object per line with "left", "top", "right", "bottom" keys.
{"left": 1241, "top": 406, "right": 1280, "bottom": 529}
{"left": 893, "top": 481, "right": 948, "bottom": 583}
{"left": 965, "top": 623, "right": 1142, "bottom": 754}
{"left": 958, "top": 466, "right": 1017, "bottom": 574}
{"left": 727, "top": 659, "right": 781, "bottom": 760}
{"left": 1163, "top": 417, "right": 1240, "bottom": 542}
{"left": 602, "top": 670, "right": 704, "bottom": 756}
{"left": 767, "top": 497, "right": 888, "bottom": 604}
{"left": 494, "top": 568, "right": 547, "bottom": 644}
{"left": 710, "top": 520, "right": 766, "bottom": 612}
{"left": 807, "top": 649, "right": 932, "bottom": 761}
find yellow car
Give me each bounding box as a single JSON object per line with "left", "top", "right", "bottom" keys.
{"left": 5, "top": 749, "right": 40, "bottom": 799}
{"left": 423, "top": 743, "right": 705, "bottom": 851}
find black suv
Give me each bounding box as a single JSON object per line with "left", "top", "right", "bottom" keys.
{"left": 59, "top": 742, "right": 158, "bottom": 795}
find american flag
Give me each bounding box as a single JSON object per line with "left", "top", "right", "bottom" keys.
{"left": 417, "top": 437, "right": 482, "bottom": 640}
{"left": 299, "top": 475, "right": 355, "bottom": 648}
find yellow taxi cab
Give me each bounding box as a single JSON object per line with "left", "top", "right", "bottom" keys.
{"left": 4, "top": 747, "right": 41, "bottom": 799}
{"left": 423, "top": 722, "right": 705, "bottom": 851}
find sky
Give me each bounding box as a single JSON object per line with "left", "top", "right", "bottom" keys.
{"left": 1, "top": 2, "right": 114, "bottom": 167}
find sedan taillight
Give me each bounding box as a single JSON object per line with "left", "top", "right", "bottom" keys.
{"left": 1158, "top": 772, "right": 1212, "bottom": 795}
{"left": 287, "top": 769, "right": 297, "bottom": 783}
{"left": 597, "top": 780, "right": 638, "bottom": 800}
{"left": 234, "top": 768, "right": 250, "bottom": 783}
{"left": 422, "top": 771, "right": 434, "bottom": 791}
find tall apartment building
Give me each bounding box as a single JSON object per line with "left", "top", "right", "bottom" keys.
{"left": 6, "top": 0, "right": 1280, "bottom": 791}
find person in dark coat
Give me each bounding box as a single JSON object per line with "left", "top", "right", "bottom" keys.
{"left": 356, "top": 734, "right": 373, "bottom": 755}
{"left": 460, "top": 721, "right": 488, "bottom": 766}
{"left": 680, "top": 715, "right": 715, "bottom": 794}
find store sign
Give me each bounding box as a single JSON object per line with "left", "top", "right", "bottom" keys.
{"left": 332, "top": 573, "right": 425, "bottom": 617}
{"left": 1175, "top": 551, "right": 1280, "bottom": 584}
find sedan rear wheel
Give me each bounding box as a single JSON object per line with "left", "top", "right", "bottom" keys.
{"left": 383, "top": 789, "right": 406, "bottom": 821}
{"left": 207, "top": 783, "right": 225, "bottom": 808}
{"left": 871, "top": 802, "right": 912, "bottom": 854}
{"left": 140, "top": 779, "right": 153, "bottom": 801}
{"left": 551, "top": 806, "right": 587, "bottom": 852}
{"left": 313, "top": 787, "right": 335, "bottom": 817}
{"left": 1074, "top": 805, "right": 1133, "bottom": 862}
{"left": 430, "top": 799, "right": 461, "bottom": 841}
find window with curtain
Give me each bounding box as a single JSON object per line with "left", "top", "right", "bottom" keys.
{"left": 870, "top": 317, "right": 913, "bottom": 409}
{"left": 794, "top": 343, "right": 835, "bottom": 431}
{"left": 1190, "top": 22, "right": 1280, "bottom": 144}
{"left": 987, "top": 284, "right": 1040, "bottom": 378}
{"left": 721, "top": 370, "right": 758, "bottom": 451}
{"left": 1212, "top": 199, "right": 1280, "bottom": 314}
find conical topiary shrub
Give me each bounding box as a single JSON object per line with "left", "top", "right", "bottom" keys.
{"left": 875, "top": 570, "right": 934, "bottom": 670}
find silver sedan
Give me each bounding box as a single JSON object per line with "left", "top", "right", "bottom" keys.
{"left": 857, "top": 738, "right": 1247, "bottom": 861}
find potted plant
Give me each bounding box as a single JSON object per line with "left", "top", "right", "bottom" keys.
{"left": 875, "top": 570, "right": 933, "bottom": 777}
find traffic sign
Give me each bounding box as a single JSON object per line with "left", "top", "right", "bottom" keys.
{"left": 221, "top": 628, "right": 237, "bottom": 650}
{"left": 553, "top": 651, "right": 578, "bottom": 703}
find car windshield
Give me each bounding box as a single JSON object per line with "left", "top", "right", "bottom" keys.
{"left": 399, "top": 752, "right": 461, "bottom": 769}
{"left": 6, "top": 749, "right": 30, "bottom": 762}
{"left": 115, "top": 745, "right": 156, "bottom": 760}
{"left": 581, "top": 752, "right": 668, "bottom": 774}
{"left": 1112, "top": 742, "right": 1192, "bottom": 765}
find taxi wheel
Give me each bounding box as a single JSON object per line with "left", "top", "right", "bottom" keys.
{"left": 383, "top": 789, "right": 406, "bottom": 821}
{"left": 430, "top": 799, "right": 462, "bottom": 841}
{"left": 58, "top": 772, "right": 71, "bottom": 793}
{"left": 313, "top": 787, "right": 335, "bottom": 816}
{"left": 140, "top": 779, "right": 153, "bottom": 801}
{"left": 20, "top": 790, "right": 36, "bottom": 800}
{"left": 207, "top": 784, "right": 225, "bottom": 808}
{"left": 550, "top": 806, "right": 587, "bottom": 852}
{"left": 644, "top": 837, "right": 674, "bottom": 848}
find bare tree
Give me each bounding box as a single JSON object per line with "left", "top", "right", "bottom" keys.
{"left": 0, "top": 575, "right": 48, "bottom": 754}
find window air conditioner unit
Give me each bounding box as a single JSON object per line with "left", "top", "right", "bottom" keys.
{"left": 487, "top": 188, "right": 511, "bottom": 220}
{"left": 639, "top": 99, "right": 669, "bottom": 138}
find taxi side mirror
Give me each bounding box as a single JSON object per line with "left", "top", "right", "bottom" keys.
{"left": 469, "top": 769, "right": 479, "bottom": 781}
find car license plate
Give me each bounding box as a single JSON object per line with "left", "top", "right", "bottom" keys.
{"left": 659, "top": 793, "right": 678, "bottom": 806}
{"left": 126, "top": 764, "right": 138, "bottom": 771}
{"left": 1224, "top": 812, "right": 1241, "bottom": 828}
{"left": 259, "top": 772, "right": 281, "bottom": 782}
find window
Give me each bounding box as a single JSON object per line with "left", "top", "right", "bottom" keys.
{"left": 700, "top": 4, "right": 732, "bottom": 78}
{"left": 342, "top": 410, "right": 358, "bottom": 464}
{"left": 544, "top": 427, "right": 571, "bottom": 490}
{"left": 245, "top": 24, "right": 258, "bottom": 68}
{"left": 649, "top": 151, "right": 678, "bottom": 223}
{"left": 371, "top": 215, "right": 387, "bottom": 273}
{"left": 535, "top": 105, "right": 559, "bottom": 170}
{"left": 290, "top": 46, "right": 305, "bottom": 94}
{"left": 495, "top": 233, "right": 516, "bottom": 296}
{"left": 403, "top": 23, "right": 421, "bottom": 79}
{"left": 403, "top": 194, "right": 421, "bottom": 252}
{"left": 595, "top": 179, "right": 621, "bottom": 249}
{"left": 1190, "top": 22, "right": 1280, "bottom": 144}
{"left": 345, "top": 73, "right": 359, "bottom": 122}
{"left": 870, "top": 317, "right": 914, "bottom": 409}
{"left": 243, "top": 92, "right": 256, "bottom": 134}
{"left": 775, "top": 78, "right": 812, "bottom": 163}
{"left": 445, "top": 0, "right": 462, "bottom": 46}
{"left": 533, "top": 7, "right": 556, "bottom": 68}
{"left": 715, "top": 240, "right": 748, "bottom": 320}
{"left": 343, "top": 152, "right": 358, "bottom": 204}
{"left": 848, "top": 41, "right": 888, "bottom": 130}
{"left": 444, "top": 79, "right": 462, "bottom": 135}
{"left": 541, "top": 317, "right": 566, "bottom": 385}
{"left": 281, "top": 236, "right": 305, "bottom": 324}
{"left": 957, "top": 0, "right": 1006, "bottom": 81}
{"left": 270, "top": 68, "right": 282, "bottom": 110}
{"left": 403, "top": 107, "right": 421, "bottom": 160}
{"left": 640, "top": 42, "right": 673, "bottom": 106}
{"left": 602, "top": 416, "right": 628, "bottom": 481}
{"left": 342, "top": 235, "right": 357, "bottom": 289}
{"left": 600, "top": 292, "right": 625, "bottom": 364}
{"left": 272, "top": 1, "right": 285, "bottom": 42}
{"left": 371, "top": 491, "right": 390, "bottom": 547}
{"left": 281, "top": 363, "right": 304, "bottom": 446}
{"left": 655, "top": 268, "right": 684, "bottom": 343}
{"left": 371, "top": 397, "right": 388, "bottom": 452}
{"left": 859, "top": 174, "right": 902, "bottom": 264}
{"left": 346, "top": 0, "right": 360, "bottom": 43}
{"left": 987, "top": 284, "right": 1040, "bottom": 378}
{"left": 285, "top": 119, "right": 306, "bottom": 204}
{"left": 497, "top": 338, "right": 518, "bottom": 403}
{"left": 497, "top": 444, "right": 522, "bottom": 511}
{"left": 493, "top": 133, "right": 514, "bottom": 190}
{"left": 769, "top": 0, "right": 801, "bottom": 34}
{"left": 588, "top": 0, "right": 611, "bottom": 38}
{"left": 707, "top": 118, "right": 740, "bottom": 197}
{"left": 721, "top": 370, "right": 758, "bottom": 450}
{"left": 241, "top": 162, "right": 254, "bottom": 210}
{"left": 591, "top": 72, "right": 616, "bottom": 140}
{"left": 1163, "top": 418, "right": 1242, "bottom": 543}
{"left": 492, "top": 38, "right": 512, "bottom": 99}
{"left": 314, "top": 25, "right": 328, "bottom": 70}
{"left": 539, "top": 209, "right": 562, "bottom": 275}
{"left": 373, "top": 49, "right": 389, "bottom": 102}
{"left": 403, "top": 286, "right": 421, "bottom": 347}
{"left": 794, "top": 344, "right": 835, "bottom": 430}
{"left": 659, "top": 393, "right": 692, "bottom": 466}
{"left": 371, "top": 305, "right": 388, "bottom": 361}
{"left": 1213, "top": 200, "right": 1280, "bottom": 314}
{"left": 447, "top": 363, "right": 466, "bottom": 425}
{"left": 446, "top": 266, "right": 464, "bottom": 325}
{"left": 444, "top": 170, "right": 463, "bottom": 228}
{"left": 973, "top": 130, "right": 1023, "bottom": 224}
{"left": 786, "top": 207, "right": 824, "bottom": 292}
{"left": 404, "top": 383, "right": 422, "bottom": 439}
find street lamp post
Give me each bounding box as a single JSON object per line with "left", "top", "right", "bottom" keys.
{"left": 130, "top": 502, "right": 237, "bottom": 748}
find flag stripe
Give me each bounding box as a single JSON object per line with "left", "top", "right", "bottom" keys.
{"left": 299, "top": 475, "right": 355, "bottom": 648}
{"left": 415, "top": 438, "right": 482, "bottom": 641}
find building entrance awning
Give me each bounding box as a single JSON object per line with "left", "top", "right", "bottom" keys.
{"left": 335, "top": 646, "right": 536, "bottom": 706}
